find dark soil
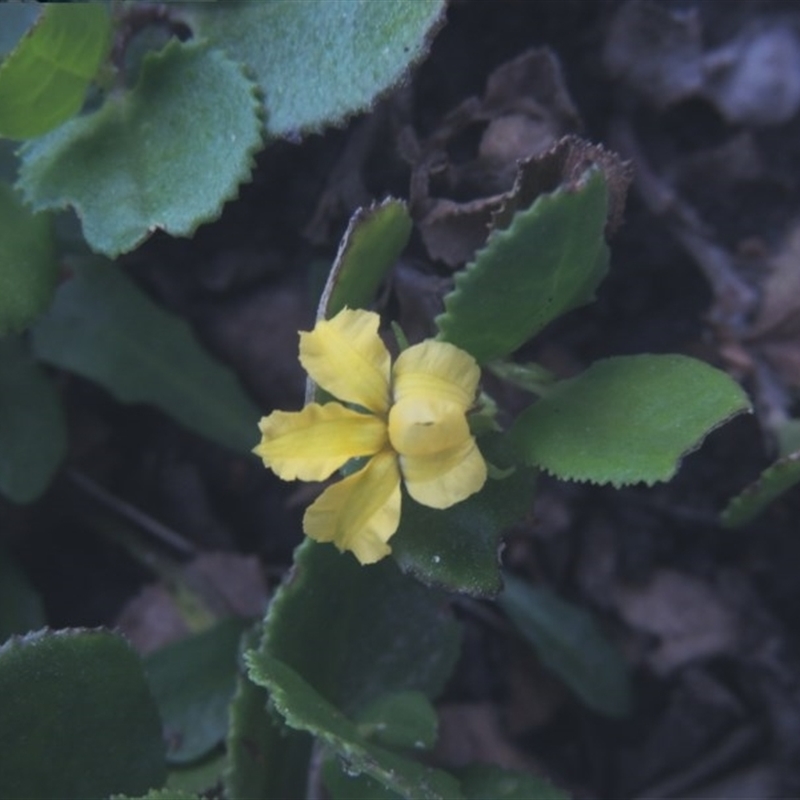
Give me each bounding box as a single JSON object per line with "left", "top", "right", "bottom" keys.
{"left": 8, "top": 1, "right": 800, "bottom": 797}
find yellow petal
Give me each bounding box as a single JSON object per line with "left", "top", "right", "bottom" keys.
{"left": 399, "top": 438, "right": 487, "bottom": 509}
{"left": 388, "top": 397, "right": 472, "bottom": 458}
{"left": 392, "top": 340, "right": 480, "bottom": 411}
{"left": 303, "top": 449, "right": 401, "bottom": 565}
{"left": 300, "top": 308, "right": 391, "bottom": 415}
{"left": 254, "top": 402, "right": 387, "bottom": 482}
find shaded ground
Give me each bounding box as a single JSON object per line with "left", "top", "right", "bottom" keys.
{"left": 9, "top": 1, "right": 800, "bottom": 796}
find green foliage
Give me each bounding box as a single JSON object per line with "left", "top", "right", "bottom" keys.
{"left": 323, "top": 761, "right": 404, "bottom": 800}
{"left": 499, "top": 574, "right": 631, "bottom": 717}
{"left": 722, "top": 450, "right": 800, "bottom": 527}
{"left": 258, "top": 540, "right": 461, "bottom": 715}
{"left": 509, "top": 355, "right": 751, "bottom": 486}
{"left": 165, "top": 752, "right": 226, "bottom": 796}
{"left": 0, "top": 180, "right": 56, "bottom": 334}
{"left": 0, "top": 547, "right": 46, "bottom": 642}
{"left": 355, "top": 690, "right": 438, "bottom": 750}
{"left": 0, "top": 4, "right": 111, "bottom": 140}
{"left": 391, "top": 467, "right": 537, "bottom": 598}
{"left": 317, "top": 198, "right": 412, "bottom": 320}
{"left": 113, "top": 790, "right": 199, "bottom": 800}
{"left": 437, "top": 169, "right": 609, "bottom": 364}
{"left": 247, "top": 654, "right": 465, "bottom": 800}
{"left": 459, "top": 764, "right": 569, "bottom": 800}
{"left": 225, "top": 666, "right": 312, "bottom": 800}
{"left": 31, "top": 260, "right": 260, "bottom": 454}
{"left": 0, "top": 337, "right": 66, "bottom": 503}
{"left": 18, "top": 40, "right": 263, "bottom": 256}
{"left": 0, "top": 629, "right": 166, "bottom": 800}
{"left": 144, "top": 618, "right": 249, "bottom": 764}
{"left": 243, "top": 541, "right": 471, "bottom": 798}
{"left": 185, "top": 1, "right": 446, "bottom": 137}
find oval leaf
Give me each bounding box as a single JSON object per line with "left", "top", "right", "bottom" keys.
{"left": 0, "top": 628, "right": 166, "bottom": 800}
{"left": 260, "top": 539, "right": 461, "bottom": 715}
{"left": 510, "top": 354, "right": 751, "bottom": 486}
{"left": 144, "top": 618, "right": 249, "bottom": 764}
{"left": 0, "top": 337, "right": 66, "bottom": 503}
{"left": 436, "top": 169, "right": 609, "bottom": 365}
{"left": 18, "top": 40, "right": 263, "bottom": 256}
{"left": 722, "top": 450, "right": 800, "bottom": 527}
{"left": 499, "top": 574, "right": 631, "bottom": 718}
{"left": 391, "top": 467, "right": 536, "bottom": 598}
{"left": 31, "top": 260, "right": 260, "bottom": 454}
{"left": 186, "top": 1, "right": 446, "bottom": 137}
{"left": 0, "top": 180, "right": 57, "bottom": 334}
{"left": 0, "top": 3, "right": 111, "bottom": 139}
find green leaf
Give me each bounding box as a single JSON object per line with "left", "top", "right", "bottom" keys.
{"left": 0, "top": 547, "right": 46, "bottom": 642}
{"left": 17, "top": 40, "right": 263, "bottom": 256}
{"left": 391, "top": 467, "right": 537, "bottom": 598}
{"left": 356, "top": 690, "right": 438, "bottom": 751}
{"left": 0, "top": 180, "right": 57, "bottom": 334}
{"left": 459, "top": 764, "right": 569, "bottom": 800}
{"left": 0, "top": 4, "right": 111, "bottom": 139}
{"left": 0, "top": 628, "right": 166, "bottom": 800}
{"left": 436, "top": 170, "right": 609, "bottom": 365}
{"left": 259, "top": 539, "right": 461, "bottom": 715}
{"left": 185, "top": 1, "right": 446, "bottom": 138}
{"left": 31, "top": 260, "right": 260, "bottom": 454}
{"left": 317, "top": 199, "right": 412, "bottom": 320}
{"left": 323, "top": 760, "right": 403, "bottom": 800}
{"left": 225, "top": 667, "right": 312, "bottom": 800}
{"left": 498, "top": 574, "right": 631, "bottom": 718}
{"left": 722, "top": 450, "right": 800, "bottom": 527}
{"left": 0, "top": 337, "right": 66, "bottom": 503}
{"left": 144, "top": 618, "right": 249, "bottom": 764}
{"left": 113, "top": 791, "right": 199, "bottom": 800}
{"left": 310, "top": 199, "right": 412, "bottom": 403}
{"left": 509, "top": 354, "right": 751, "bottom": 486}
{"left": 247, "top": 653, "right": 464, "bottom": 800}
{"left": 166, "top": 751, "right": 226, "bottom": 796}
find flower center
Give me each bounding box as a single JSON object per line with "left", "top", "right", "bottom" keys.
{"left": 387, "top": 397, "right": 471, "bottom": 457}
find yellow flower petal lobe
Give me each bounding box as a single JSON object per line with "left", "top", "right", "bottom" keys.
{"left": 254, "top": 402, "right": 387, "bottom": 482}
{"left": 303, "top": 449, "right": 402, "bottom": 564}
{"left": 392, "top": 340, "right": 480, "bottom": 411}
{"left": 400, "top": 438, "right": 487, "bottom": 509}
{"left": 300, "top": 308, "right": 391, "bottom": 415}
{"left": 388, "top": 397, "right": 471, "bottom": 458}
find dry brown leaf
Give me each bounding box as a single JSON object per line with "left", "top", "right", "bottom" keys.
{"left": 612, "top": 569, "right": 738, "bottom": 674}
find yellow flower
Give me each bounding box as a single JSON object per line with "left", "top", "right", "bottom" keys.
{"left": 254, "top": 308, "right": 487, "bottom": 564}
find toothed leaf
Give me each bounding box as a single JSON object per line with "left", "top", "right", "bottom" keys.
{"left": 509, "top": 354, "right": 751, "bottom": 486}
{"left": 185, "top": 1, "right": 445, "bottom": 138}
{"left": 17, "top": 40, "right": 262, "bottom": 256}
{"left": 246, "top": 654, "right": 463, "bottom": 800}
{"left": 436, "top": 169, "right": 609, "bottom": 364}
{"left": 0, "top": 628, "right": 165, "bottom": 800}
